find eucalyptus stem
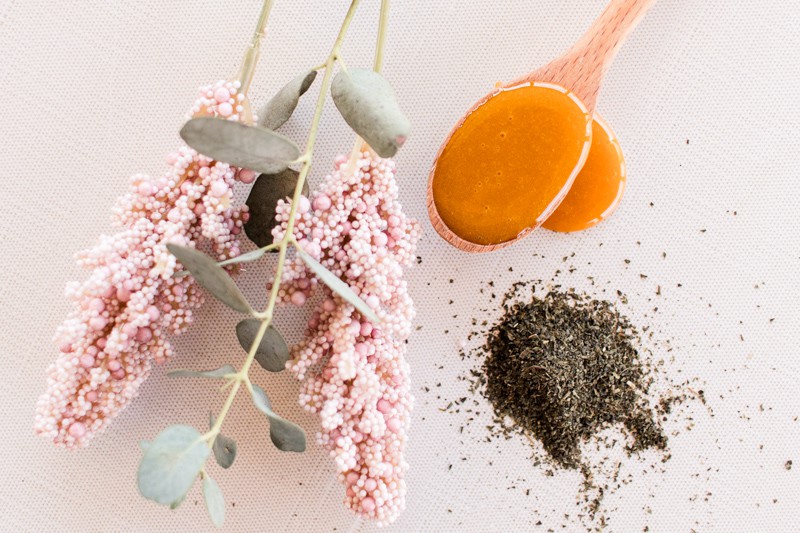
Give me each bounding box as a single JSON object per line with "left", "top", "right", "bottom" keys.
{"left": 373, "top": 0, "right": 390, "bottom": 73}
{"left": 203, "top": 0, "right": 362, "bottom": 446}
{"left": 238, "top": 0, "right": 275, "bottom": 95}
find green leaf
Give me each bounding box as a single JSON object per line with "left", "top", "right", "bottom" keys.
{"left": 250, "top": 384, "right": 306, "bottom": 452}
{"left": 209, "top": 414, "right": 237, "bottom": 469}
{"left": 137, "top": 425, "right": 210, "bottom": 506}
{"left": 296, "top": 249, "right": 380, "bottom": 324}
{"left": 167, "top": 364, "right": 236, "bottom": 379}
{"left": 167, "top": 244, "right": 254, "bottom": 315}
{"left": 331, "top": 69, "right": 410, "bottom": 158}
{"left": 139, "top": 440, "right": 150, "bottom": 452}
{"left": 259, "top": 70, "right": 318, "bottom": 130}
{"left": 202, "top": 475, "right": 225, "bottom": 528}
{"left": 236, "top": 319, "right": 290, "bottom": 372}
{"left": 175, "top": 247, "right": 269, "bottom": 278}
{"left": 169, "top": 492, "right": 187, "bottom": 510}
{"left": 244, "top": 169, "right": 309, "bottom": 248}
{"left": 180, "top": 117, "right": 300, "bottom": 174}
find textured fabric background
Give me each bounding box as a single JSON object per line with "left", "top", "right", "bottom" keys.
{"left": 2, "top": 1, "right": 799, "bottom": 531}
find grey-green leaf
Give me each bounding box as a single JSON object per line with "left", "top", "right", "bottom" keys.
{"left": 259, "top": 70, "right": 317, "bottom": 130}
{"left": 250, "top": 384, "right": 306, "bottom": 452}
{"left": 236, "top": 319, "right": 290, "bottom": 372}
{"left": 137, "top": 425, "right": 210, "bottom": 506}
{"left": 180, "top": 117, "right": 300, "bottom": 174}
{"left": 202, "top": 475, "right": 225, "bottom": 528}
{"left": 139, "top": 440, "right": 150, "bottom": 452}
{"left": 167, "top": 364, "right": 236, "bottom": 380}
{"left": 169, "top": 492, "right": 187, "bottom": 510}
{"left": 167, "top": 244, "right": 254, "bottom": 315}
{"left": 331, "top": 69, "right": 410, "bottom": 158}
{"left": 212, "top": 432, "right": 237, "bottom": 469}
{"left": 208, "top": 414, "right": 237, "bottom": 469}
{"left": 244, "top": 169, "right": 309, "bottom": 247}
{"left": 175, "top": 247, "right": 268, "bottom": 278}
{"left": 296, "top": 249, "right": 380, "bottom": 324}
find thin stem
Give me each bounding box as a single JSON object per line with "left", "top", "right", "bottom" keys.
{"left": 238, "top": 0, "right": 276, "bottom": 95}
{"left": 373, "top": 0, "right": 390, "bottom": 73}
{"left": 204, "top": 0, "right": 362, "bottom": 446}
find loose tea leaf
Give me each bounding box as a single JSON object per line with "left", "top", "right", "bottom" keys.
{"left": 167, "top": 244, "right": 254, "bottom": 315}
{"left": 331, "top": 69, "right": 410, "bottom": 158}
{"left": 244, "top": 169, "right": 309, "bottom": 247}
{"left": 167, "top": 365, "right": 236, "bottom": 380}
{"left": 137, "top": 425, "right": 210, "bottom": 505}
{"left": 250, "top": 384, "right": 306, "bottom": 452}
{"left": 236, "top": 318, "right": 290, "bottom": 372}
{"left": 259, "top": 70, "right": 318, "bottom": 130}
{"left": 202, "top": 475, "right": 225, "bottom": 528}
{"left": 180, "top": 117, "right": 300, "bottom": 174}
{"left": 481, "top": 289, "right": 666, "bottom": 468}
{"left": 208, "top": 414, "right": 237, "bottom": 469}
{"left": 297, "top": 249, "right": 380, "bottom": 324}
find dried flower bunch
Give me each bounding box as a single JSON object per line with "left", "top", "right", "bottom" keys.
{"left": 36, "top": 0, "right": 416, "bottom": 527}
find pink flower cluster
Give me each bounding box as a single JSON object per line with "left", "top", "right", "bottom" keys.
{"left": 35, "top": 80, "right": 256, "bottom": 448}
{"left": 272, "top": 149, "right": 420, "bottom": 525}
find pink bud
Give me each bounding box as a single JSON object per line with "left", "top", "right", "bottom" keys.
{"left": 361, "top": 497, "right": 376, "bottom": 513}
{"left": 68, "top": 422, "right": 86, "bottom": 438}
{"left": 291, "top": 291, "right": 307, "bottom": 306}
{"left": 386, "top": 418, "right": 401, "bottom": 433}
{"left": 238, "top": 169, "right": 256, "bottom": 184}
{"left": 313, "top": 194, "right": 332, "bottom": 211}
{"left": 136, "top": 327, "right": 153, "bottom": 343}
{"left": 377, "top": 399, "right": 391, "bottom": 414}
{"left": 360, "top": 322, "right": 373, "bottom": 337}
{"left": 89, "top": 317, "right": 107, "bottom": 331}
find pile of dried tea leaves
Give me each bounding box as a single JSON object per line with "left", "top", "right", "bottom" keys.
{"left": 481, "top": 284, "right": 666, "bottom": 469}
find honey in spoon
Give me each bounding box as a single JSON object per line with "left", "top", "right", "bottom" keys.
{"left": 431, "top": 82, "right": 591, "bottom": 246}
{"left": 542, "top": 115, "right": 626, "bottom": 233}
{"left": 426, "top": 0, "right": 654, "bottom": 252}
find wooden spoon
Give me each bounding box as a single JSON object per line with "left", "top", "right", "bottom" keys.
{"left": 427, "top": 0, "right": 655, "bottom": 253}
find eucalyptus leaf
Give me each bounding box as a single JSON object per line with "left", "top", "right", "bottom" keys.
{"left": 137, "top": 425, "right": 210, "bottom": 506}
{"left": 175, "top": 247, "right": 269, "bottom": 278}
{"left": 167, "top": 244, "right": 254, "bottom": 315}
{"left": 244, "top": 169, "right": 309, "bottom": 247}
{"left": 202, "top": 475, "right": 225, "bottom": 528}
{"left": 209, "top": 414, "right": 237, "bottom": 470}
{"left": 180, "top": 117, "right": 300, "bottom": 174}
{"left": 259, "top": 70, "right": 318, "bottom": 130}
{"left": 139, "top": 440, "right": 150, "bottom": 452}
{"left": 296, "top": 249, "right": 380, "bottom": 324}
{"left": 169, "top": 492, "right": 187, "bottom": 510}
{"left": 331, "top": 69, "right": 410, "bottom": 158}
{"left": 167, "top": 365, "right": 236, "bottom": 380}
{"left": 236, "top": 319, "right": 290, "bottom": 372}
{"left": 250, "top": 384, "right": 306, "bottom": 452}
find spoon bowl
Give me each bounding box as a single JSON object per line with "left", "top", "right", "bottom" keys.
{"left": 427, "top": 0, "right": 654, "bottom": 252}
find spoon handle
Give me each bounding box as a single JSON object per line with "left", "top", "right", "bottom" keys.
{"left": 513, "top": 0, "right": 655, "bottom": 111}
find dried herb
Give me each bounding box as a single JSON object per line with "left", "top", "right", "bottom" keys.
{"left": 481, "top": 288, "right": 666, "bottom": 469}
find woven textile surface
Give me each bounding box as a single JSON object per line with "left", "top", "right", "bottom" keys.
{"left": 1, "top": 0, "right": 799, "bottom": 531}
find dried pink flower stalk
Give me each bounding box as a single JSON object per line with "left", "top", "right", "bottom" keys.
{"left": 36, "top": 80, "right": 256, "bottom": 448}
{"left": 272, "top": 149, "right": 420, "bottom": 525}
